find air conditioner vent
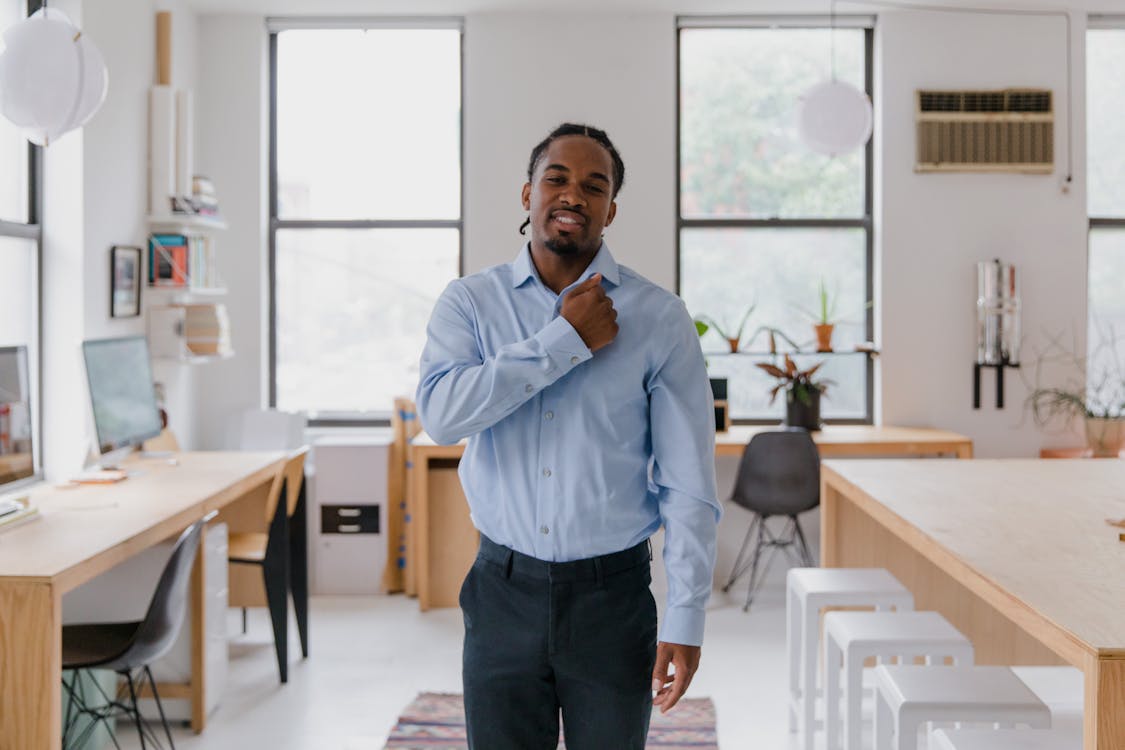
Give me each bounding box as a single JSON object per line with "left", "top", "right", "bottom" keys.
{"left": 916, "top": 88, "right": 1053, "bottom": 173}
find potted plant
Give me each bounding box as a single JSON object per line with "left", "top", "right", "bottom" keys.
{"left": 1025, "top": 331, "right": 1125, "bottom": 457}
{"left": 798, "top": 280, "right": 872, "bottom": 353}
{"left": 694, "top": 304, "right": 757, "bottom": 353}
{"left": 756, "top": 354, "right": 835, "bottom": 430}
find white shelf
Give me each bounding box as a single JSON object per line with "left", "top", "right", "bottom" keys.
{"left": 146, "top": 286, "right": 228, "bottom": 303}
{"left": 169, "top": 351, "right": 235, "bottom": 365}
{"left": 147, "top": 214, "right": 227, "bottom": 232}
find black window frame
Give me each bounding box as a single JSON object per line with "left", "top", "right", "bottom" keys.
{"left": 675, "top": 18, "right": 875, "bottom": 425}
{"left": 266, "top": 18, "right": 465, "bottom": 427}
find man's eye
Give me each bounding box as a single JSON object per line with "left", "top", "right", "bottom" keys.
{"left": 547, "top": 176, "right": 565, "bottom": 184}
{"left": 587, "top": 185, "right": 605, "bottom": 194}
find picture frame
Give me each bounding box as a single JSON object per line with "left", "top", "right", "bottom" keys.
{"left": 110, "top": 245, "right": 142, "bottom": 318}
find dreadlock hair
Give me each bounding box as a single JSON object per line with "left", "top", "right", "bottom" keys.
{"left": 519, "top": 123, "right": 625, "bottom": 236}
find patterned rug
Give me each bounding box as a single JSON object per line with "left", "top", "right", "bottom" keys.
{"left": 384, "top": 692, "right": 719, "bottom": 749}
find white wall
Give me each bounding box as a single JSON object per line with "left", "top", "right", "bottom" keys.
{"left": 192, "top": 14, "right": 270, "bottom": 449}
{"left": 877, "top": 10, "right": 1088, "bottom": 457}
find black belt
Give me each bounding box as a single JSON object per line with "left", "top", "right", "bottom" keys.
{"left": 478, "top": 534, "right": 651, "bottom": 583}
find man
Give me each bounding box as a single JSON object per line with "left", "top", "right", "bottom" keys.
{"left": 417, "top": 123, "right": 720, "bottom": 749}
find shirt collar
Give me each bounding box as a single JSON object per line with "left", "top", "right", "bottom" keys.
{"left": 509, "top": 241, "right": 621, "bottom": 289}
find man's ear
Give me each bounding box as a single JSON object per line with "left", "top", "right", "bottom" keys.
{"left": 521, "top": 183, "right": 531, "bottom": 211}
{"left": 605, "top": 200, "right": 617, "bottom": 227}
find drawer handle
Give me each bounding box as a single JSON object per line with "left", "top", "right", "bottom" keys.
{"left": 337, "top": 508, "right": 361, "bottom": 517}
{"left": 337, "top": 524, "right": 361, "bottom": 533}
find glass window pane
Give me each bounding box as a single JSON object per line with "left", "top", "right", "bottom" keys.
{"left": 0, "top": 236, "right": 39, "bottom": 478}
{"left": 275, "top": 228, "right": 459, "bottom": 414}
{"left": 0, "top": 0, "right": 29, "bottom": 224}
{"left": 680, "top": 28, "right": 866, "bottom": 220}
{"left": 680, "top": 227, "right": 868, "bottom": 420}
{"left": 276, "top": 29, "right": 461, "bottom": 221}
{"left": 1088, "top": 30, "right": 1125, "bottom": 218}
{"left": 1088, "top": 229, "right": 1125, "bottom": 410}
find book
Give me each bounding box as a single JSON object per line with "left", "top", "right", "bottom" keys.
{"left": 149, "top": 234, "right": 189, "bottom": 287}
{"left": 0, "top": 496, "right": 39, "bottom": 533}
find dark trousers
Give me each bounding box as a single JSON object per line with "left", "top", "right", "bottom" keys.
{"left": 460, "top": 535, "right": 657, "bottom": 750}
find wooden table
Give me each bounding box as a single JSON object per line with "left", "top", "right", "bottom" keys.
{"left": 0, "top": 450, "right": 287, "bottom": 750}
{"left": 715, "top": 425, "right": 972, "bottom": 458}
{"left": 821, "top": 459, "right": 1125, "bottom": 750}
{"left": 409, "top": 425, "right": 972, "bottom": 610}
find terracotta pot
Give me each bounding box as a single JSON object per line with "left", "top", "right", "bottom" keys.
{"left": 726, "top": 337, "right": 740, "bottom": 353}
{"left": 1085, "top": 417, "right": 1125, "bottom": 458}
{"left": 814, "top": 323, "right": 835, "bottom": 353}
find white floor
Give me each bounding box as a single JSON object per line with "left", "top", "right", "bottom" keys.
{"left": 114, "top": 565, "right": 1084, "bottom": 750}
{"left": 114, "top": 566, "right": 802, "bottom": 750}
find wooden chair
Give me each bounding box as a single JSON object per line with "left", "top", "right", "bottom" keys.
{"left": 227, "top": 447, "right": 309, "bottom": 683}
{"left": 383, "top": 397, "right": 421, "bottom": 595}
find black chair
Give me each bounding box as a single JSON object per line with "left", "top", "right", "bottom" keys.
{"left": 228, "top": 448, "right": 309, "bottom": 684}
{"left": 61, "top": 515, "right": 210, "bottom": 750}
{"left": 721, "top": 428, "right": 820, "bottom": 611}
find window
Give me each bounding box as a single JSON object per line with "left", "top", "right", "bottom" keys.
{"left": 1087, "top": 23, "right": 1125, "bottom": 399}
{"left": 0, "top": 0, "right": 42, "bottom": 478}
{"left": 269, "top": 21, "right": 462, "bottom": 421}
{"left": 677, "top": 20, "right": 873, "bottom": 423}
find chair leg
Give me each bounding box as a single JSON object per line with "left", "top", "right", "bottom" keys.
{"left": 145, "top": 665, "right": 176, "bottom": 750}
{"left": 723, "top": 514, "right": 761, "bottom": 593}
{"left": 289, "top": 478, "right": 310, "bottom": 659}
{"left": 262, "top": 557, "right": 290, "bottom": 683}
{"left": 743, "top": 516, "right": 768, "bottom": 611}
{"left": 793, "top": 515, "right": 816, "bottom": 567}
{"left": 124, "top": 670, "right": 148, "bottom": 750}
{"left": 242, "top": 607, "right": 247, "bottom": 635}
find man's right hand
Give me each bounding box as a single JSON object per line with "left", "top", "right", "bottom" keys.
{"left": 560, "top": 273, "right": 618, "bottom": 352}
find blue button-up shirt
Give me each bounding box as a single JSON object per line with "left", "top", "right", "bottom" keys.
{"left": 417, "top": 243, "right": 720, "bottom": 646}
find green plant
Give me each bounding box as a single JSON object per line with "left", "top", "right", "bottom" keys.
{"left": 756, "top": 354, "right": 835, "bottom": 405}
{"left": 1023, "top": 328, "right": 1125, "bottom": 426}
{"left": 796, "top": 279, "right": 871, "bottom": 326}
{"left": 694, "top": 304, "right": 757, "bottom": 345}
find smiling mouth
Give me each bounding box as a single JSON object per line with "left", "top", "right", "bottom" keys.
{"left": 551, "top": 211, "right": 586, "bottom": 231}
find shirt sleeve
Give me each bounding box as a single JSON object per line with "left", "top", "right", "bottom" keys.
{"left": 416, "top": 280, "right": 592, "bottom": 445}
{"left": 647, "top": 299, "right": 722, "bottom": 647}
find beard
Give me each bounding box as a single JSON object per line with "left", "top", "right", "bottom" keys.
{"left": 543, "top": 230, "right": 599, "bottom": 257}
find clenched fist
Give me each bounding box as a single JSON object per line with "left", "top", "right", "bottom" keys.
{"left": 560, "top": 273, "right": 618, "bottom": 352}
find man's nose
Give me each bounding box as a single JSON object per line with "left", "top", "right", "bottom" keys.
{"left": 559, "top": 187, "right": 585, "bottom": 208}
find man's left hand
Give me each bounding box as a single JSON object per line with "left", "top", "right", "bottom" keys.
{"left": 651, "top": 641, "right": 701, "bottom": 714}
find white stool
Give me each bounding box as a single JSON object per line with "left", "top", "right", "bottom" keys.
{"left": 873, "top": 665, "right": 1051, "bottom": 750}
{"left": 787, "top": 567, "right": 914, "bottom": 750}
{"left": 824, "top": 611, "right": 974, "bottom": 750}
{"left": 932, "top": 728, "right": 1079, "bottom": 749}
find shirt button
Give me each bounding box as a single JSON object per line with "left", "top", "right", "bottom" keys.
{"left": 544, "top": 411, "right": 554, "bottom": 420}
{"left": 525, "top": 384, "right": 534, "bottom": 393}
{"left": 570, "top": 356, "right": 580, "bottom": 365}
{"left": 542, "top": 468, "right": 551, "bottom": 477}
{"left": 540, "top": 525, "right": 550, "bottom": 535}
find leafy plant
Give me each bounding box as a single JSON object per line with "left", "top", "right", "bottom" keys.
{"left": 796, "top": 279, "right": 871, "bottom": 326}
{"left": 756, "top": 354, "right": 835, "bottom": 405}
{"left": 694, "top": 304, "right": 757, "bottom": 347}
{"left": 1024, "top": 328, "right": 1125, "bottom": 426}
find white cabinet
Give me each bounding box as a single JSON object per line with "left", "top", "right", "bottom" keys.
{"left": 310, "top": 436, "right": 390, "bottom": 594}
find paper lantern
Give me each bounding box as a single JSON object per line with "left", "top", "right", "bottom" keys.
{"left": 796, "top": 79, "right": 872, "bottom": 157}
{"left": 0, "top": 8, "right": 108, "bottom": 146}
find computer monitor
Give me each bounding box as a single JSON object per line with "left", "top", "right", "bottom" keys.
{"left": 82, "top": 336, "right": 163, "bottom": 457}
{"left": 0, "top": 346, "right": 34, "bottom": 488}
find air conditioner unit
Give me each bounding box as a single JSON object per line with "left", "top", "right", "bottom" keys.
{"left": 915, "top": 88, "right": 1053, "bottom": 173}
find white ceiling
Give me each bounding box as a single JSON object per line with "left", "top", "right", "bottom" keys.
{"left": 183, "top": 0, "right": 1125, "bottom": 16}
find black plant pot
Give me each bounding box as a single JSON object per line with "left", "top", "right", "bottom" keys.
{"left": 785, "top": 386, "right": 822, "bottom": 431}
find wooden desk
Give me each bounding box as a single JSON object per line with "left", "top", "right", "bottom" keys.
{"left": 821, "top": 459, "right": 1125, "bottom": 750}
{"left": 716, "top": 425, "right": 972, "bottom": 458}
{"left": 409, "top": 425, "right": 973, "bottom": 610}
{"left": 0, "top": 451, "right": 287, "bottom": 750}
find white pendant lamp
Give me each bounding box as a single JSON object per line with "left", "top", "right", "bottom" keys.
{"left": 796, "top": 0, "right": 872, "bottom": 157}
{"left": 0, "top": 7, "right": 108, "bottom": 146}
{"left": 797, "top": 79, "right": 873, "bottom": 157}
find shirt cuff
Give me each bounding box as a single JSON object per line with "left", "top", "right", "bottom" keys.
{"left": 536, "top": 315, "right": 592, "bottom": 374}
{"left": 659, "top": 605, "right": 706, "bottom": 647}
